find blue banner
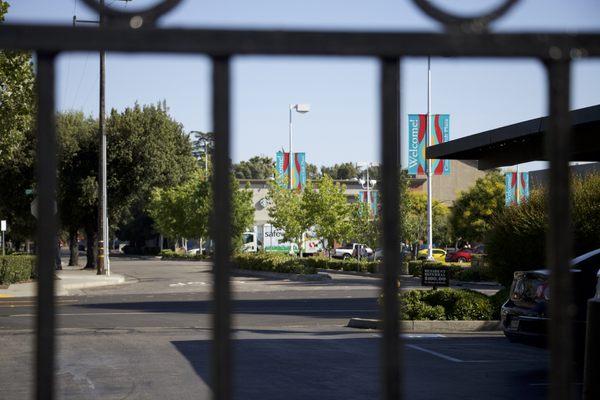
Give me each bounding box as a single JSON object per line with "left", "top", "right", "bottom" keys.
{"left": 408, "top": 114, "right": 426, "bottom": 176}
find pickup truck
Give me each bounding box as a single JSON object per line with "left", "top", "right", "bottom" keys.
{"left": 333, "top": 243, "right": 373, "bottom": 260}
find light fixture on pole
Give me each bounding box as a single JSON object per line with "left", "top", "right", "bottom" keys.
{"left": 357, "top": 161, "right": 379, "bottom": 217}
{"left": 289, "top": 104, "right": 310, "bottom": 189}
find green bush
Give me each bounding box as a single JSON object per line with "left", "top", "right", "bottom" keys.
{"left": 391, "top": 288, "right": 495, "bottom": 320}
{"left": 0, "top": 255, "right": 36, "bottom": 285}
{"left": 408, "top": 260, "right": 423, "bottom": 276}
{"left": 454, "top": 266, "right": 496, "bottom": 282}
{"left": 303, "top": 256, "right": 379, "bottom": 273}
{"left": 486, "top": 173, "right": 600, "bottom": 287}
{"left": 160, "top": 249, "right": 208, "bottom": 260}
{"left": 233, "top": 253, "right": 316, "bottom": 275}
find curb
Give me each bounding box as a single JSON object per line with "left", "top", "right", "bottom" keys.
{"left": 348, "top": 318, "right": 502, "bottom": 332}
{"left": 232, "top": 269, "right": 332, "bottom": 281}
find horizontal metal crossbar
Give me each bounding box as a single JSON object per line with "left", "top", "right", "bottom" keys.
{"left": 0, "top": 25, "right": 599, "bottom": 57}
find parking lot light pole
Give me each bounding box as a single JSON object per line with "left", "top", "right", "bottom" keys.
{"left": 426, "top": 56, "right": 434, "bottom": 261}
{"left": 289, "top": 104, "right": 310, "bottom": 189}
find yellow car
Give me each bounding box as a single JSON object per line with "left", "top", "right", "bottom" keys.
{"left": 417, "top": 248, "right": 447, "bottom": 262}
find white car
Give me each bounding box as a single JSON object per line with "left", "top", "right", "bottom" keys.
{"left": 333, "top": 243, "right": 373, "bottom": 260}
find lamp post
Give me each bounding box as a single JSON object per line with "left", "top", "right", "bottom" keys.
{"left": 289, "top": 104, "right": 310, "bottom": 189}
{"left": 356, "top": 162, "right": 379, "bottom": 218}
{"left": 426, "top": 56, "right": 434, "bottom": 261}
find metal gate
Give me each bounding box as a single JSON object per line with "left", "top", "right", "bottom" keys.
{"left": 1, "top": 0, "right": 599, "bottom": 399}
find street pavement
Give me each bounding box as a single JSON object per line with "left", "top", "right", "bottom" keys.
{"left": 0, "top": 258, "right": 556, "bottom": 399}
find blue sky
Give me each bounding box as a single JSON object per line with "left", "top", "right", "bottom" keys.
{"left": 5, "top": 0, "right": 600, "bottom": 171}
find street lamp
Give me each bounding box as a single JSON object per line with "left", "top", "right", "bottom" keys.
{"left": 289, "top": 104, "right": 310, "bottom": 189}
{"left": 356, "top": 161, "right": 379, "bottom": 217}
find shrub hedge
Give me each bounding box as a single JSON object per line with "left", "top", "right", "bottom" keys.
{"left": 486, "top": 173, "right": 600, "bottom": 287}
{"left": 397, "top": 288, "right": 494, "bottom": 320}
{"left": 160, "top": 249, "right": 208, "bottom": 260}
{"left": 0, "top": 255, "right": 37, "bottom": 285}
{"left": 233, "top": 253, "right": 316, "bottom": 275}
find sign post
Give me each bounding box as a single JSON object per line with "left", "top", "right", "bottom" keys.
{"left": 1, "top": 220, "right": 6, "bottom": 256}
{"left": 421, "top": 265, "right": 450, "bottom": 290}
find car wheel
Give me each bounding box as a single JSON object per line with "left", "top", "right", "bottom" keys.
{"left": 343, "top": 254, "right": 351, "bottom": 260}
{"left": 458, "top": 257, "right": 467, "bottom": 263}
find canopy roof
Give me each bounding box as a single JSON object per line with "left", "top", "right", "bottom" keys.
{"left": 426, "top": 105, "right": 600, "bottom": 170}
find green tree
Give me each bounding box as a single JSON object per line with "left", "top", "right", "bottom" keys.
{"left": 56, "top": 111, "right": 98, "bottom": 266}
{"left": 233, "top": 156, "right": 274, "bottom": 180}
{"left": 450, "top": 171, "right": 504, "bottom": 243}
{"left": 404, "top": 192, "right": 451, "bottom": 246}
{"left": 305, "top": 163, "right": 319, "bottom": 180}
{"left": 267, "top": 180, "right": 307, "bottom": 254}
{"left": 0, "top": 1, "right": 35, "bottom": 162}
{"left": 0, "top": 1, "right": 37, "bottom": 247}
{"left": 107, "top": 103, "right": 197, "bottom": 247}
{"left": 321, "top": 162, "right": 359, "bottom": 180}
{"left": 350, "top": 201, "right": 380, "bottom": 249}
{"left": 148, "top": 170, "right": 254, "bottom": 251}
{"left": 303, "top": 175, "right": 353, "bottom": 253}
{"left": 486, "top": 173, "right": 600, "bottom": 286}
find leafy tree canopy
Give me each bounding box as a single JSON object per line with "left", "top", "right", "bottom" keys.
{"left": 449, "top": 170, "right": 504, "bottom": 243}
{"left": 302, "top": 175, "right": 353, "bottom": 250}
{"left": 233, "top": 156, "right": 274, "bottom": 180}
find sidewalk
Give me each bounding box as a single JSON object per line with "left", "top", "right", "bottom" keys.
{"left": 0, "top": 266, "right": 126, "bottom": 298}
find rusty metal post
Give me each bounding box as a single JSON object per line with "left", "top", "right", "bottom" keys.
{"left": 211, "top": 55, "right": 232, "bottom": 400}
{"left": 546, "top": 59, "right": 574, "bottom": 400}
{"left": 35, "top": 51, "right": 58, "bottom": 400}
{"left": 380, "top": 56, "right": 401, "bottom": 400}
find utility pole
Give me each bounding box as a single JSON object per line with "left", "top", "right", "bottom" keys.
{"left": 74, "top": 0, "right": 131, "bottom": 275}
{"left": 98, "top": 0, "right": 108, "bottom": 275}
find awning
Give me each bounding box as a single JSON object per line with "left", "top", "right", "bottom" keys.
{"left": 426, "top": 104, "right": 600, "bottom": 170}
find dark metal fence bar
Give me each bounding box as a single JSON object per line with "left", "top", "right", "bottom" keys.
{"left": 211, "top": 55, "right": 232, "bottom": 400}
{"left": 1, "top": 26, "right": 600, "bottom": 58}
{"left": 380, "top": 57, "right": 401, "bottom": 400}
{"left": 546, "top": 60, "right": 574, "bottom": 400}
{"left": 35, "top": 51, "right": 58, "bottom": 400}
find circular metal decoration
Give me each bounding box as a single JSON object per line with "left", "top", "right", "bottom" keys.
{"left": 80, "top": 0, "right": 182, "bottom": 29}
{"left": 411, "top": 0, "right": 520, "bottom": 32}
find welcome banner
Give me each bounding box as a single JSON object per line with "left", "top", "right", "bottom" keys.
{"left": 431, "top": 114, "right": 451, "bottom": 175}
{"left": 359, "top": 190, "right": 380, "bottom": 216}
{"left": 275, "top": 151, "right": 306, "bottom": 190}
{"left": 408, "top": 114, "right": 427, "bottom": 175}
{"left": 408, "top": 114, "right": 450, "bottom": 176}
{"left": 505, "top": 172, "right": 530, "bottom": 205}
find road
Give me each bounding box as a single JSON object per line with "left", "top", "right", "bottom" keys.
{"left": 0, "top": 258, "right": 555, "bottom": 399}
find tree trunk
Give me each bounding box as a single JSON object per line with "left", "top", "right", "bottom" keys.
{"left": 84, "top": 226, "right": 97, "bottom": 270}
{"left": 68, "top": 227, "right": 79, "bottom": 266}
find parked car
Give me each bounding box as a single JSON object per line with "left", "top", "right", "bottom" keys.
{"left": 445, "top": 245, "right": 485, "bottom": 263}
{"left": 501, "top": 248, "right": 600, "bottom": 350}
{"left": 417, "top": 248, "right": 446, "bottom": 262}
{"left": 333, "top": 243, "right": 373, "bottom": 260}
{"left": 368, "top": 245, "right": 411, "bottom": 262}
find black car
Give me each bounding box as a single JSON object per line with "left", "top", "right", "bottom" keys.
{"left": 501, "top": 248, "right": 600, "bottom": 348}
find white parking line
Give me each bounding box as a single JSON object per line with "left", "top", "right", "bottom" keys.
{"left": 406, "top": 344, "right": 464, "bottom": 362}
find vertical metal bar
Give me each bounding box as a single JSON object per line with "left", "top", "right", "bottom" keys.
{"left": 545, "top": 59, "right": 574, "bottom": 400}
{"left": 35, "top": 51, "right": 58, "bottom": 400}
{"left": 380, "top": 57, "right": 401, "bottom": 400}
{"left": 211, "top": 55, "right": 232, "bottom": 400}
{"left": 97, "top": 0, "right": 107, "bottom": 275}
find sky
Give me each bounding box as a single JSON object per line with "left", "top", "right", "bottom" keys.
{"left": 5, "top": 0, "right": 600, "bottom": 171}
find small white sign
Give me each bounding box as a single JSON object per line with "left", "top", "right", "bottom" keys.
{"left": 0, "top": 220, "right": 6, "bottom": 232}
